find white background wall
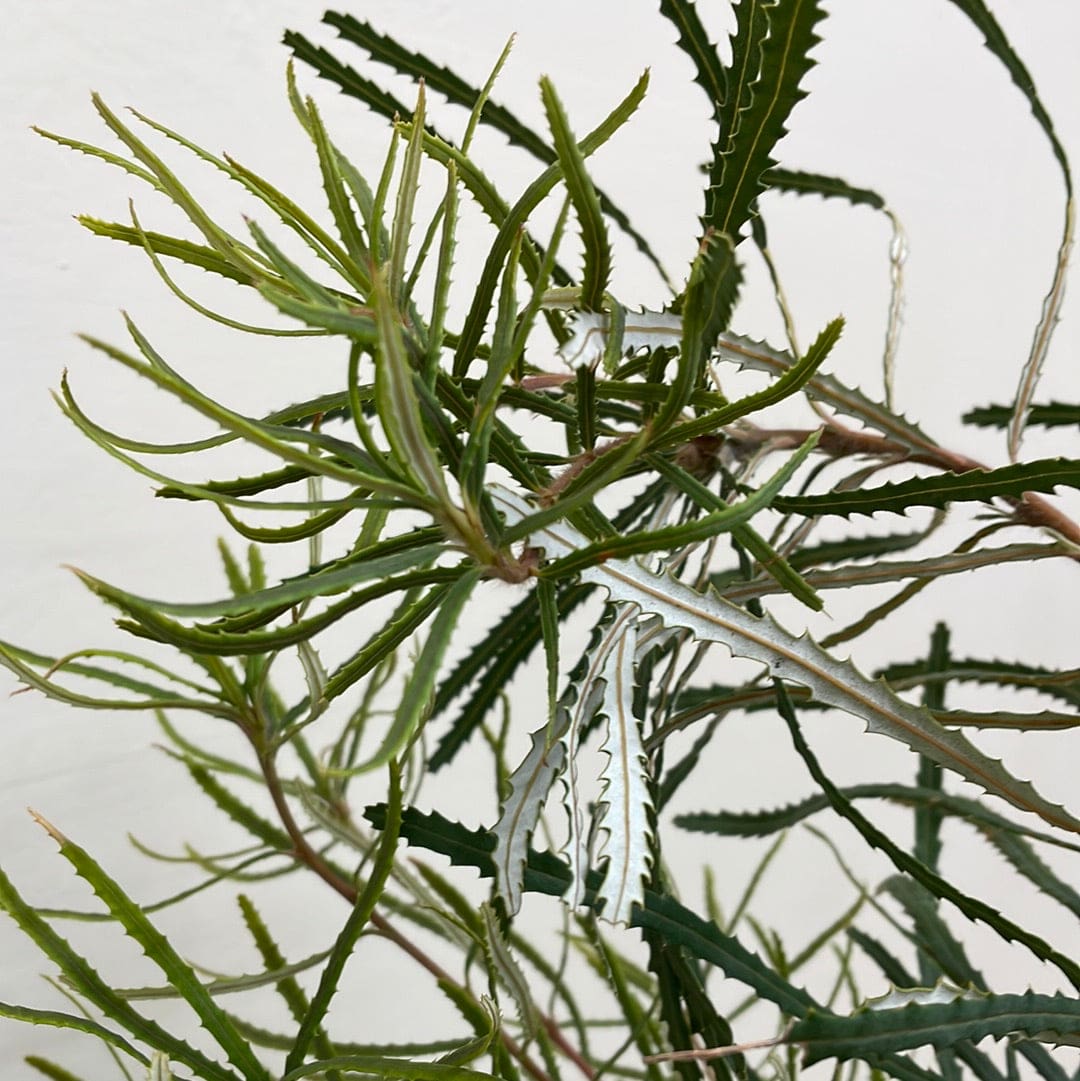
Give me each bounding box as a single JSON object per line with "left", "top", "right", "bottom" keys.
{"left": 1, "top": 2, "right": 1078, "bottom": 1076}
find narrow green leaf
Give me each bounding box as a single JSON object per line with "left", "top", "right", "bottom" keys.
{"left": 540, "top": 77, "right": 611, "bottom": 312}
{"left": 76, "top": 218, "right": 252, "bottom": 283}
{"left": 706, "top": 0, "right": 826, "bottom": 242}
{"left": 774, "top": 684, "right": 1080, "bottom": 991}
{"left": 297, "top": 13, "right": 668, "bottom": 283}
{"left": 73, "top": 540, "right": 444, "bottom": 622}
{"left": 460, "top": 232, "right": 523, "bottom": 505}
{"left": 964, "top": 401, "right": 1080, "bottom": 429}
{"left": 793, "top": 991, "right": 1080, "bottom": 1065}
{"left": 352, "top": 569, "right": 480, "bottom": 774}
{"left": 663, "top": 315, "right": 844, "bottom": 445}
{"left": 656, "top": 234, "right": 740, "bottom": 436}
{"left": 659, "top": 0, "right": 727, "bottom": 120}
{"left": 0, "top": 861, "right": 240, "bottom": 1081}
{"left": 774, "top": 457, "right": 1080, "bottom": 518}
{"left": 945, "top": 0, "right": 1071, "bottom": 194}
{"left": 89, "top": 96, "right": 261, "bottom": 277}
{"left": 322, "top": 582, "right": 451, "bottom": 704}
{"left": 763, "top": 167, "right": 886, "bottom": 209}
{"left": 454, "top": 70, "right": 649, "bottom": 375}
{"left": 430, "top": 583, "right": 594, "bottom": 770}
{"left": 286, "top": 763, "right": 402, "bottom": 1072}
{"left": 0, "top": 1001, "right": 148, "bottom": 1066}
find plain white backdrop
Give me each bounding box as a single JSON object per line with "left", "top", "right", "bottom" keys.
{"left": 1, "top": 1, "right": 1079, "bottom": 1076}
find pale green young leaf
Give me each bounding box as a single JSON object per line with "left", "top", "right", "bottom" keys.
{"left": 538, "top": 430, "right": 818, "bottom": 576}
{"left": 298, "top": 13, "right": 668, "bottom": 284}
{"left": 349, "top": 568, "right": 480, "bottom": 774}
{"left": 285, "top": 763, "right": 402, "bottom": 1072}
{"left": 70, "top": 538, "right": 444, "bottom": 620}
{"left": 0, "top": 1001, "right": 148, "bottom": 1068}
{"left": 593, "top": 614, "right": 652, "bottom": 924}
{"left": 776, "top": 684, "right": 1080, "bottom": 990}
{"left": 540, "top": 76, "right": 611, "bottom": 312}
{"left": 659, "top": 0, "right": 727, "bottom": 119}
{"left": 389, "top": 81, "right": 426, "bottom": 307}
{"left": 454, "top": 69, "right": 649, "bottom": 374}
{"left": 89, "top": 96, "right": 263, "bottom": 278}
{"left": 76, "top": 218, "right": 252, "bottom": 284}
{"left": 0, "top": 862, "right": 241, "bottom": 1081}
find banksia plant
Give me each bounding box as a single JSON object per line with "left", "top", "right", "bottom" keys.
{"left": 3, "top": 3, "right": 1080, "bottom": 1080}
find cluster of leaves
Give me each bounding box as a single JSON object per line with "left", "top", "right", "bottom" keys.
{"left": 2, "top": 2, "right": 1080, "bottom": 1080}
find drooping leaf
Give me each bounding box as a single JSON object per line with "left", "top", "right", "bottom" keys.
{"left": 0, "top": 1001, "right": 148, "bottom": 1068}
{"left": 366, "top": 804, "right": 822, "bottom": 1020}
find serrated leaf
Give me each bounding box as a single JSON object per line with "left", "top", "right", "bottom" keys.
{"left": 0, "top": 1001, "right": 148, "bottom": 1068}
{"left": 454, "top": 69, "right": 648, "bottom": 374}
{"left": 367, "top": 804, "right": 822, "bottom": 1020}
{"left": 540, "top": 77, "right": 611, "bottom": 312}
{"left": 792, "top": 992, "right": 1080, "bottom": 1065}
{"left": 964, "top": 401, "right": 1080, "bottom": 430}
{"left": 714, "top": 328, "right": 938, "bottom": 452}
{"left": 0, "top": 846, "right": 247, "bottom": 1081}
{"left": 76, "top": 218, "right": 253, "bottom": 283}
{"left": 351, "top": 569, "right": 480, "bottom": 774}
{"left": 774, "top": 457, "right": 1080, "bottom": 518}
{"left": 593, "top": 613, "right": 652, "bottom": 924}
{"left": 490, "top": 486, "right": 1080, "bottom": 837}
{"left": 660, "top": 0, "right": 727, "bottom": 119}
{"left": 762, "top": 167, "right": 886, "bottom": 209}
{"left": 540, "top": 430, "right": 818, "bottom": 576}
{"left": 706, "top": 0, "right": 825, "bottom": 243}
{"left": 292, "top": 14, "right": 668, "bottom": 284}
{"left": 492, "top": 721, "right": 567, "bottom": 916}
{"left": 285, "top": 764, "right": 402, "bottom": 1073}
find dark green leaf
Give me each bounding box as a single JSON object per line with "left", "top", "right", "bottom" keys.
{"left": 706, "top": 0, "right": 826, "bottom": 243}
{"left": 793, "top": 992, "right": 1080, "bottom": 1065}
{"left": 963, "top": 401, "right": 1080, "bottom": 429}
{"left": 775, "top": 457, "right": 1080, "bottom": 518}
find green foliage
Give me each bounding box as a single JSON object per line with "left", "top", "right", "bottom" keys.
{"left": 3, "top": 5, "right": 1080, "bottom": 1081}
